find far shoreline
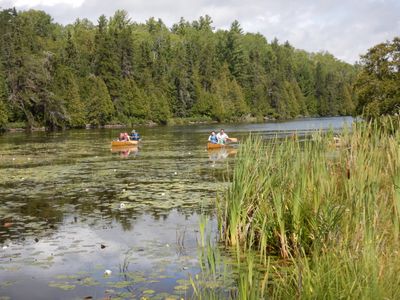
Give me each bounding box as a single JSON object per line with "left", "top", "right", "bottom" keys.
{"left": 1, "top": 115, "right": 353, "bottom": 134}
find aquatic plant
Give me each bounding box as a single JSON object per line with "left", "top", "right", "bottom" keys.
{"left": 214, "top": 116, "right": 400, "bottom": 297}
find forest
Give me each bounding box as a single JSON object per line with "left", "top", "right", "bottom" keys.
{"left": 0, "top": 8, "right": 359, "bottom": 129}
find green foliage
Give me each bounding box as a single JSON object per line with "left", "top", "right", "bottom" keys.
{"left": 355, "top": 37, "right": 400, "bottom": 118}
{"left": 211, "top": 64, "right": 248, "bottom": 121}
{"left": 52, "top": 66, "right": 86, "bottom": 127}
{"left": 82, "top": 75, "right": 114, "bottom": 126}
{"left": 211, "top": 116, "right": 400, "bottom": 298}
{"left": 0, "top": 61, "right": 9, "bottom": 128}
{"left": 0, "top": 8, "right": 358, "bottom": 129}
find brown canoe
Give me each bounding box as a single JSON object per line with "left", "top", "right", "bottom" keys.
{"left": 111, "top": 140, "right": 139, "bottom": 147}
{"left": 207, "top": 142, "right": 225, "bottom": 149}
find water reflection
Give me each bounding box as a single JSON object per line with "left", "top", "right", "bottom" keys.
{"left": 110, "top": 145, "right": 140, "bottom": 158}
{"left": 0, "top": 117, "right": 353, "bottom": 299}
{"left": 208, "top": 148, "right": 238, "bottom": 162}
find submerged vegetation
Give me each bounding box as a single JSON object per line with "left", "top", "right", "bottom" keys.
{"left": 0, "top": 8, "right": 357, "bottom": 130}
{"left": 191, "top": 116, "right": 400, "bottom": 298}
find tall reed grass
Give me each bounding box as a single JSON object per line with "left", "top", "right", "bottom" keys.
{"left": 213, "top": 116, "right": 400, "bottom": 298}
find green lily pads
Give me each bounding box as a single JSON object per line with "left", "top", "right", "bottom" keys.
{"left": 48, "top": 281, "right": 76, "bottom": 291}
{"left": 107, "top": 281, "right": 133, "bottom": 288}
{"left": 142, "top": 289, "right": 155, "bottom": 295}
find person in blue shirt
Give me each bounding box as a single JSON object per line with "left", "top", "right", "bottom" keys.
{"left": 130, "top": 129, "right": 141, "bottom": 141}
{"left": 208, "top": 131, "right": 218, "bottom": 144}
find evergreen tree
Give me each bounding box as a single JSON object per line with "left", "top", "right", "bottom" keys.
{"left": 225, "top": 21, "right": 246, "bottom": 82}
{"left": 315, "top": 62, "right": 329, "bottom": 115}
{"left": 94, "top": 15, "right": 122, "bottom": 102}
{"left": 53, "top": 66, "right": 86, "bottom": 127}
{"left": 0, "top": 8, "right": 359, "bottom": 128}
{"left": 171, "top": 42, "right": 196, "bottom": 117}
{"left": 83, "top": 75, "right": 114, "bottom": 126}
{"left": 0, "top": 60, "right": 9, "bottom": 128}
{"left": 340, "top": 83, "right": 355, "bottom": 115}
{"left": 212, "top": 64, "right": 248, "bottom": 120}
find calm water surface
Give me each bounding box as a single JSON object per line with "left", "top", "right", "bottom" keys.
{"left": 0, "top": 117, "right": 352, "bottom": 299}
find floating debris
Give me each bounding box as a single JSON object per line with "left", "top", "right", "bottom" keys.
{"left": 100, "top": 244, "right": 106, "bottom": 249}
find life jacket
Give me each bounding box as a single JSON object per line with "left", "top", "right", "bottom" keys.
{"left": 131, "top": 133, "right": 140, "bottom": 141}
{"left": 209, "top": 135, "right": 218, "bottom": 143}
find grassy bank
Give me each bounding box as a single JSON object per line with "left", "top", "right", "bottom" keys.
{"left": 194, "top": 116, "right": 400, "bottom": 298}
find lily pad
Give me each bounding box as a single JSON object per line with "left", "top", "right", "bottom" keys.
{"left": 48, "top": 281, "right": 76, "bottom": 291}
{"left": 107, "top": 281, "right": 133, "bottom": 288}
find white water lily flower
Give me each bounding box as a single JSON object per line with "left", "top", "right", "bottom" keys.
{"left": 104, "top": 270, "right": 112, "bottom": 276}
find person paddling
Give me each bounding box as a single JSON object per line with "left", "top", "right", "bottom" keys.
{"left": 130, "top": 129, "right": 141, "bottom": 141}
{"left": 216, "top": 129, "right": 229, "bottom": 144}
{"left": 119, "top": 132, "right": 130, "bottom": 141}
{"left": 208, "top": 131, "right": 218, "bottom": 144}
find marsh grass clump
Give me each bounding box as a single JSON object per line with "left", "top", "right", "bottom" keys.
{"left": 216, "top": 116, "right": 400, "bottom": 298}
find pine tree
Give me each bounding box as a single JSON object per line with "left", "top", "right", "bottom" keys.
{"left": 225, "top": 21, "right": 246, "bottom": 82}
{"left": 171, "top": 42, "right": 196, "bottom": 117}
{"left": 0, "top": 60, "right": 8, "bottom": 128}
{"left": 83, "top": 75, "right": 114, "bottom": 126}
{"left": 0, "top": 8, "right": 359, "bottom": 127}
{"left": 212, "top": 64, "right": 248, "bottom": 120}
{"left": 315, "top": 62, "right": 329, "bottom": 116}
{"left": 53, "top": 66, "right": 86, "bottom": 127}
{"left": 94, "top": 15, "right": 122, "bottom": 103}
{"left": 291, "top": 80, "right": 308, "bottom": 116}
{"left": 340, "top": 83, "right": 355, "bottom": 115}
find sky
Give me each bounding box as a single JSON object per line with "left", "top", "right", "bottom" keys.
{"left": 0, "top": 0, "right": 399, "bottom": 64}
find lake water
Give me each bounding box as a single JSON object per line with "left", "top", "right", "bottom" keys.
{"left": 0, "top": 117, "right": 353, "bottom": 299}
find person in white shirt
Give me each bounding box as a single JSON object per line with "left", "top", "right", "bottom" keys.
{"left": 216, "top": 129, "right": 229, "bottom": 144}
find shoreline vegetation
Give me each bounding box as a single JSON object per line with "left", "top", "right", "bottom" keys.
{"left": 0, "top": 116, "right": 306, "bottom": 132}
{"left": 2, "top": 114, "right": 348, "bottom": 133}
{"left": 191, "top": 116, "right": 400, "bottom": 298}
{"left": 0, "top": 8, "right": 357, "bottom": 131}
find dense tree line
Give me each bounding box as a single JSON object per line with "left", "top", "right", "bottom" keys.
{"left": 0, "top": 8, "right": 358, "bottom": 130}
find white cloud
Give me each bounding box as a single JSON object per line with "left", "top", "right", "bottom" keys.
{"left": 0, "top": 0, "right": 399, "bottom": 63}
{"left": 13, "top": 0, "right": 84, "bottom": 8}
